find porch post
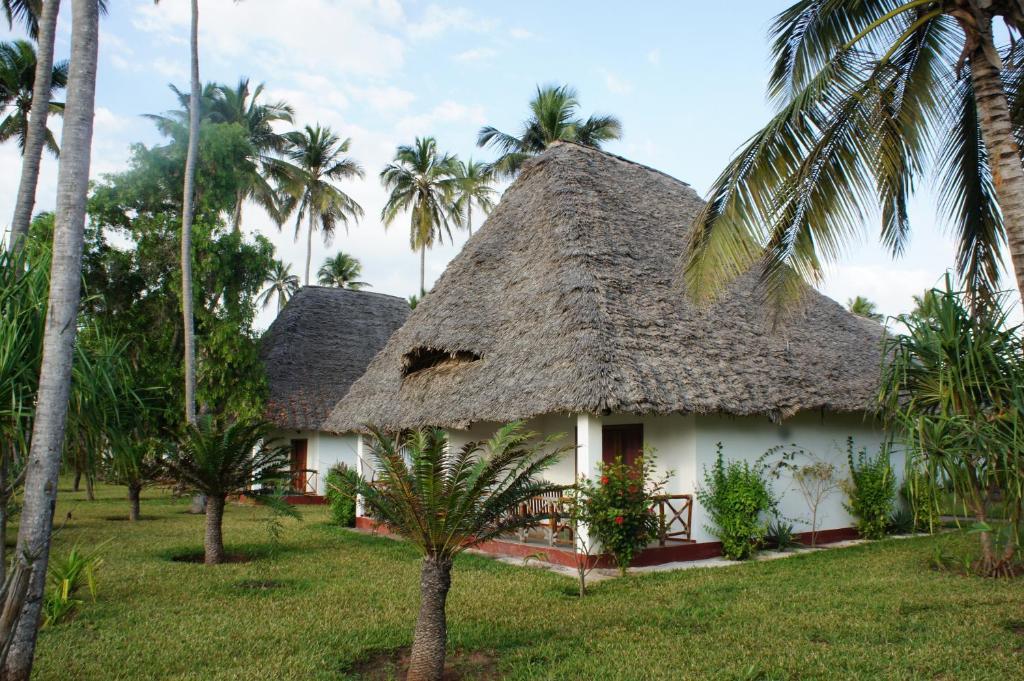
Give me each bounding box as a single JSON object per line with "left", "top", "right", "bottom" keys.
{"left": 575, "top": 413, "right": 602, "bottom": 554}
{"left": 355, "top": 433, "right": 368, "bottom": 518}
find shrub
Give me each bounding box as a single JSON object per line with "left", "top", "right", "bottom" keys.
{"left": 42, "top": 545, "right": 104, "bottom": 628}
{"left": 841, "top": 439, "right": 896, "bottom": 540}
{"left": 697, "top": 445, "right": 776, "bottom": 560}
{"left": 325, "top": 463, "right": 359, "bottom": 527}
{"left": 575, "top": 451, "right": 669, "bottom": 575}
{"left": 765, "top": 518, "right": 799, "bottom": 552}
{"left": 902, "top": 460, "right": 941, "bottom": 534}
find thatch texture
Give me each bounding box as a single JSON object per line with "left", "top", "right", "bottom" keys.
{"left": 325, "top": 143, "right": 883, "bottom": 432}
{"left": 261, "top": 287, "right": 409, "bottom": 431}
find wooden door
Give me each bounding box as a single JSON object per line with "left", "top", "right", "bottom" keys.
{"left": 290, "top": 439, "right": 308, "bottom": 492}
{"left": 602, "top": 424, "right": 643, "bottom": 467}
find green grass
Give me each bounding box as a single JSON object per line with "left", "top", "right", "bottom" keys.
{"left": 27, "top": 482, "right": 1024, "bottom": 680}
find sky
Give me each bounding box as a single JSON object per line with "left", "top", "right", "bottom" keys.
{"left": 0, "top": 0, "right": 1006, "bottom": 330}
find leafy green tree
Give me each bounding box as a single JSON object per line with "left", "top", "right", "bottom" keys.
{"left": 685, "top": 1, "right": 1024, "bottom": 314}
{"left": 317, "top": 251, "right": 367, "bottom": 289}
{"left": 847, "top": 295, "right": 884, "bottom": 322}
{"left": 354, "top": 424, "right": 567, "bottom": 681}
{"left": 165, "top": 416, "right": 289, "bottom": 564}
{"left": 0, "top": 39, "right": 66, "bottom": 155}
{"left": 258, "top": 259, "right": 299, "bottom": 312}
{"left": 478, "top": 84, "right": 622, "bottom": 177}
{"left": 279, "top": 124, "right": 364, "bottom": 285}
{"left": 380, "top": 137, "right": 460, "bottom": 296}
{"left": 452, "top": 158, "right": 496, "bottom": 235}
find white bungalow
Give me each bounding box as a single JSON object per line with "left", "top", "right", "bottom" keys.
{"left": 325, "top": 143, "right": 891, "bottom": 564}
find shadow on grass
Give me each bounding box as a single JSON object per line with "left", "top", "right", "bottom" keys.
{"left": 341, "top": 647, "right": 500, "bottom": 681}
{"left": 157, "top": 542, "right": 304, "bottom": 565}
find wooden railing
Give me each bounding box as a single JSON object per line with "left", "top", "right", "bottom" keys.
{"left": 653, "top": 493, "right": 693, "bottom": 545}
{"left": 291, "top": 468, "right": 319, "bottom": 496}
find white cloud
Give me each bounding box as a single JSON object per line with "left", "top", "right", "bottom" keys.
{"left": 395, "top": 100, "right": 486, "bottom": 138}
{"left": 819, "top": 264, "right": 944, "bottom": 319}
{"left": 453, "top": 47, "right": 497, "bottom": 63}
{"left": 509, "top": 28, "right": 533, "bottom": 40}
{"left": 406, "top": 4, "right": 495, "bottom": 40}
{"left": 603, "top": 71, "right": 633, "bottom": 95}
{"left": 347, "top": 84, "right": 416, "bottom": 113}
{"left": 647, "top": 49, "right": 661, "bottom": 66}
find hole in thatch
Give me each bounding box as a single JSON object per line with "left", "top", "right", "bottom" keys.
{"left": 401, "top": 346, "right": 480, "bottom": 376}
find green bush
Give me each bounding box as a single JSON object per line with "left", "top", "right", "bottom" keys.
{"left": 903, "top": 461, "right": 941, "bottom": 533}
{"left": 841, "top": 439, "right": 896, "bottom": 540}
{"left": 697, "top": 445, "right": 776, "bottom": 560}
{"left": 326, "top": 463, "right": 358, "bottom": 527}
{"left": 42, "top": 545, "right": 104, "bottom": 628}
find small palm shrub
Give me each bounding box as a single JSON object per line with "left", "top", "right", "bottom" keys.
{"left": 354, "top": 423, "right": 569, "bottom": 681}
{"left": 41, "top": 545, "right": 104, "bottom": 628}
{"left": 902, "top": 460, "right": 941, "bottom": 534}
{"left": 165, "top": 416, "right": 290, "bottom": 564}
{"left": 325, "top": 463, "right": 358, "bottom": 527}
{"left": 841, "top": 439, "right": 896, "bottom": 540}
{"left": 765, "top": 518, "right": 799, "bottom": 552}
{"left": 697, "top": 445, "right": 777, "bottom": 560}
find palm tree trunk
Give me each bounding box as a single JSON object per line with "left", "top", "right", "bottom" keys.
{"left": 128, "top": 484, "right": 141, "bottom": 522}
{"left": 204, "top": 494, "right": 226, "bottom": 565}
{"left": 180, "top": 0, "right": 200, "bottom": 427}
{"left": 85, "top": 473, "right": 94, "bottom": 501}
{"left": 7, "top": 0, "right": 60, "bottom": 258}
{"left": 232, "top": 188, "right": 243, "bottom": 232}
{"left": 305, "top": 210, "right": 314, "bottom": 285}
{"left": 1, "top": 2, "right": 98, "bottom": 676}
{"left": 73, "top": 469, "right": 81, "bottom": 491}
{"left": 407, "top": 556, "right": 452, "bottom": 681}
{"left": 420, "top": 243, "right": 425, "bottom": 296}
{"left": 467, "top": 202, "right": 472, "bottom": 237}
{"left": 969, "top": 31, "right": 1024, "bottom": 305}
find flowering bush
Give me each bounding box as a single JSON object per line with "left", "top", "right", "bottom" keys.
{"left": 574, "top": 452, "right": 669, "bottom": 575}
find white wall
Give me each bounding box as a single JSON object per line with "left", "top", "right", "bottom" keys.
{"left": 269, "top": 429, "right": 360, "bottom": 495}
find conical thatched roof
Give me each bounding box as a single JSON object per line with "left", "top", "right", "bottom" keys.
{"left": 261, "top": 286, "right": 409, "bottom": 431}
{"left": 325, "top": 143, "right": 883, "bottom": 433}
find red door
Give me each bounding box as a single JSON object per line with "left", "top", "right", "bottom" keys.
{"left": 602, "top": 424, "right": 644, "bottom": 467}
{"left": 290, "top": 439, "right": 308, "bottom": 493}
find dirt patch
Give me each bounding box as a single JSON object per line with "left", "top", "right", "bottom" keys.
{"left": 347, "top": 648, "right": 500, "bottom": 680}
{"left": 169, "top": 551, "right": 253, "bottom": 564}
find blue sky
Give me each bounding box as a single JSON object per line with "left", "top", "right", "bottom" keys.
{"left": 0, "top": 1, "right": 988, "bottom": 328}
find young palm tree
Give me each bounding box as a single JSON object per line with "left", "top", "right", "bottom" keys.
{"left": 452, "top": 158, "right": 497, "bottom": 236}
{"left": 317, "top": 252, "right": 368, "bottom": 289}
{"left": 2, "top": 0, "right": 99, "bottom": 676}
{"left": 380, "top": 137, "right": 461, "bottom": 295}
{"left": 279, "top": 124, "right": 364, "bottom": 286}
{"left": 847, "top": 295, "right": 884, "bottom": 322}
{"left": 258, "top": 259, "right": 299, "bottom": 312}
{"left": 165, "top": 416, "right": 289, "bottom": 565}
{"left": 685, "top": 1, "right": 1024, "bottom": 315}
{"left": 0, "top": 40, "right": 67, "bottom": 155}
{"left": 477, "top": 84, "right": 622, "bottom": 177}
{"left": 355, "top": 424, "right": 568, "bottom": 681}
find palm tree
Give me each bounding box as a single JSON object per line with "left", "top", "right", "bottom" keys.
{"left": 7, "top": 0, "right": 60, "bottom": 257}
{"left": 380, "top": 137, "right": 461, "bottom": 296}
{"left": 685, "top": 1, "right": 1024, "bottom": 315}
{"left": 2, "top": 0, "right": 99, "bottom": 676}
{"left": 317, "top": 252, "right": 368, "bottom": 289}
{"left": 180, "top": 0, "right": 200, "bottom": 428}
{"left": 452, "top": 158, "right": 496, "bottom": 236}
{"left": 258, "top": 259, "right": 299, "bottom": 312}
{"left": 164, "top": 416, "right": 289, "bottom": 565}
{"left": 279, "top": 124, "right": 364, "bottom": 286}
{"left": 0, "top": 40, "right": 66, "bottom": 155}
{"left": 477, "top": 84, "right": 622, "bottom": 177}
{"left": 847, "top": 295, "right": 884, "bottom": 322}
{"left": 2, "top": 0, "right": 38, "bottom": 37}
{"left": 354, "top": 423, "right": 568, "bottom": 681}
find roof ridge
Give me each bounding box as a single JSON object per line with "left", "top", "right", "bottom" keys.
{"left": 298, "top": 286, "right": 408, "bottom": 304}
{"left": 542, "top": 141, "right": 694, "bottom": 190}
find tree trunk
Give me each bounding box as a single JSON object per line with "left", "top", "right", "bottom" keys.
{"left": 467, "top": 202, "right": 472, "bottom": 237}
{"left": 7, "top": 0, "right": 60, "bottom": 258}
{"left": 204, "top": 495, "right": 226, "bottom": 565}
{"left": 407, "top": 556, "right": 452, "bottom": 681}
{"left": 72, "top": 469, "right": 81, "bottom": 491}
{"left": 969, "top": 28, "right": 1024, "bottom": 305}
{"left": 128, "top": 484, "right": 141, "bottom": 522}
{"left": 232, "top": 188, "right": 243, "bottom": 232}
{"left": 305, "top": 210, "right": 314, "bottom": 285}
{"left": 180, "top": 0, "right": 200, "bottom": 428}
{"left": 419, "top": 243, "right": 425, "bottom": 296}
{"left": 85, "top": 473, "right": 94, "bottom": 501}
{"left": 1, "top": 2, "right": 98, "bottom": 677}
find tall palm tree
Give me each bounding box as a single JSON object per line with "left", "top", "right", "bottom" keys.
{"left": 0, "top": 40, "right": 66, "bottom": 155}
{"left": 7, "top": 0, "right": 59, "bottom": 257}
{"left": 477, "top": 84, "right": 622, "bottom": 177}
{"left": 354, "top": 423, "right": 568, "bottom": 681}
{"left": 1, "top": 0, "right": 99, "bottom": 676}
{"left": 317, "top": 252, "right": 368, "bottom": 289}
{"left": 258, "top": 259, "right": 299, "bottom": 312}
{"left": 180, "top": 0, "right": 200, "bottom": 427}
{"left": 452, "top": 158, "right": 496, "bottom": 236}
{"left": 380, "top": 137, "right": 461, "bottom": 295}
{"left": 279, "top": 124, "right": 364, "bottom": 286}
{"left": 685, "top": 1, "right": 1024, "bottom": 315}
{"left": 847, "top": 295, "right": 884, "bottom": 322}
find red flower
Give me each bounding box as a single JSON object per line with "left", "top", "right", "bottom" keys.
{"left": 600, "top": 476, "right": 609, "bottom": 485}
{"left": 627, "top": 485, "right": 638, "bottom": 494}
{"left": 614, "top": 516, "right": 624, "bottom": 525}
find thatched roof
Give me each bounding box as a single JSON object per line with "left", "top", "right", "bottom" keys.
{"left": 324, "top": 143, "right": 884, "bottom": 432}
{"left": 261, "top": 287, "right": 409, "bottom": 431}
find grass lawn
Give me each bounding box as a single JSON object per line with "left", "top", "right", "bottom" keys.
{"left": 27, "top": 482, "right": 1024, "bottom": 680}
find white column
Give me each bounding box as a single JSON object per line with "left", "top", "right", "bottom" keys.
{"left": 575, "top": 413, "right": 602, "bottom": 554}
{"left": 355, "top": 433, "right": 368, "bottom": 518}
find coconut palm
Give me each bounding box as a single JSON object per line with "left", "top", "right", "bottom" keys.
{"left": 258, "top": 259, "right": 299, "bottom": 312}
{"left": 2, "top": 0, "right": 38, "bottom": 37}
{"left": 0, "top": 40, "right": 66, "bottom": 155}
{"left": 380, "top": 137, "right": 461, "bottom": 296}
{"left": 477, "top": 84, "right": 622, "bottom": 177}
{"left": 279, "top": 124, "right": 364, "bottom": 286}
{"left": 847, "top": 295, "right": 884, "bottom": 322}
{"left": 2, "top": 0, "right": 100, "bottom": 676}
{"left": 179, "top": 0, "right": 200, "bottom": 429}
{"left": 685, "top": 1, "right": 1024, "bottom": 316}
{"left": 354, "top": 423, "right": 568, "bottom": 681}
{"left": 452, "top": 158, "right": 496, "bottom": 236}
{"left": 317, "top": 252, "right": 368, "bottom": 289}
{"left": 165, "top": 416, "right": 289, "bottom": 565}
